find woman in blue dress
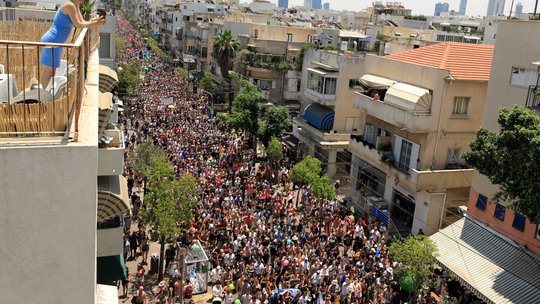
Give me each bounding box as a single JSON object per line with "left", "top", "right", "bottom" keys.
{"left": 40, "top": 0, "right": 106, "bottom": 87}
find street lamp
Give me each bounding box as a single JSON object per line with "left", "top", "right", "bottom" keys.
{"left": 201, "top": 89, "right": 214, "bottom": 116}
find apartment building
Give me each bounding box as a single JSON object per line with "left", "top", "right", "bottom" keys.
{"left": 348, "top": 42, "right": 494, "bottom": 236}
{"left": 0, "top": 8, "right": 127, "bottom": 303}
{"left": 467, "top": 20, "right": 540, "bottom": 256}
{"left": 293, "top": 48, "right": 365, "bottom": 179}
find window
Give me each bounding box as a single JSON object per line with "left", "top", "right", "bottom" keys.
{"left": 261, "top": 30, "right": 265, "bottom": 39}
{"left": 187, "top": 45, "right": 195, "bottom": 53}
{"left": 510, "top": 67, "right": 538, "bottom": 87}
{"left": 256, "top": 79, "right": 273, "bottom": 90}
{"left": 202, "top": 47, "right": 207, "bottom": 58}
{"left": 398, "top": 140, "right": 412, "bottom": 172}
{"left": 307, "top": 72, "right": 337, "bottom": 95}
{"left": 446, "top": 147, "right": 462, "bottom": 164}
{"left": 493, "top": 33, "right": 496, "bottom": 39}
{"left": 175, "top": 17, "right": 178, "bottom": 22}
{"left": 476, "top": 193, "right": 487, "bottom": 211}
{"left": 184, "top": 5, "right": 187, "bottom": 9}
{"left": 286, "top": 33, "right": 293, "bottom": 42}
{"left": 512, "top": 213, "right": 526, "bottom": 231}
{"left": 207, "top": 8, "right": 214, "bottom": 12}
{"left": 494, "top": 203, "right": 506, "bottom": 221}
{"left": 254, "top": 29, "right": 258, "bottom": 38}
{"left": 366, "top": 28, "right": 375, "bottom": 37}
{"left": 270, "top": 31, "right": 274, "bottom": 39}
{"left": 452, "top": 97, "right": 470, "bottom": 115}
{"left": 99, "top": 33, "right": 111, "bottom": 58}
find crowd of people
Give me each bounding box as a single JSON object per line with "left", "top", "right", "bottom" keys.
{"left": 115, "top": 11, "right": 469, "bottom": 304}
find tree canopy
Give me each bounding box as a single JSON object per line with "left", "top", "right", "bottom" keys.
{"left": 221, "top": 80, "right": 261, "bottom": 135}
{"left": 117, "top": 61, "right": 139, "bottom": 97}
{"left": 265, "top": 136, "right": 283, "bottom": 165}
{"left": 463, "top": 106, "right": 540, "bottom": 224}
{"left": 388, "top": 235, "right": 438, "bottom": 293}
{"left": 311, "top": 174, "right": 335, "bottom": 200}
{"left": 212, "top": 29, "right": 240, "bottom": 80}
{"left": 141, "top": 156, "right": 198, "bottom": 281}
{"left": 130, "top": 142, "right": 167, "bottom": 175}
{"left": 291, "top": 155, "right": 322, "bottom": 185}
{"left": 259, "top": 105, "right": 292, "bottom": 146}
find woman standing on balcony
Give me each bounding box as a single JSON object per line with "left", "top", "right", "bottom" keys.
{"left": 40, "top": 0, "right": 106, "bottom": 87}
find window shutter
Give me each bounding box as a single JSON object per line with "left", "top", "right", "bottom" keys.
{"left": 272, "top": 81, "right": 276, "bottom": 89}
{"left": 393, "top": 135, "right": 402, "bottom": 162}
{"left": 409, "top": 142, "right": 420, "bottom": 171}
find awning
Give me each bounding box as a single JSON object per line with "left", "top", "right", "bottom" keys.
{"left": 98, "top": 92, "right": 113, "bottom": 136}
{"left": 430, "top": 218, "right": 540, "bottom": 304}
{"left": 189, "top": 71, "right": 205, "bottom": 78}
{"left": 99, "top": 65, "right": 119, "bottom": 93}
{"left": 464, "top": 36, "right": 481, "bottom": 40}
{"left": 358, "top": 74, "right": 397, "bottom": 90}
{"left": 96, "top": 253, "right": 126, "bottom": 284}
{"left": 384, "top": 82, "right": 432, "bottom": 113}
{"left": 303, "top": 103, "right": 334, "bottom": 130}
{"left": 307, "top": 67, "right": 338, "bottom": 76}
{"left": 339, "top": 30, "right": 367, "bottom": 39}
{"left": 97, "top": 175, "right": 130, "bottom": 223}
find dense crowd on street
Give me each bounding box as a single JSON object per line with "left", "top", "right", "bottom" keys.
{"left": 115, "top": 12, "right": 470, "bottom": 304}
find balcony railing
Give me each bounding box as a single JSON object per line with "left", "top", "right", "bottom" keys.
{"left": 526, "top": 85, "right": 540, "bottom": 110}
{"left": 0, "top": 8, "right": 99, "bottom": 139}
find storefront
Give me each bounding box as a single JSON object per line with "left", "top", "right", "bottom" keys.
{"left": 353, "top": 156, "right": 386, "bottom": 197}
{"left": 391, "top": 189, "right": 416, "bottom": 234}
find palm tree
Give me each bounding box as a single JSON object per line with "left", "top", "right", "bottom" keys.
{"left": 212, "top": 29, "right": 240, "bottom": 111}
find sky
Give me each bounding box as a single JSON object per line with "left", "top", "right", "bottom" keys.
{"left": 269, "top": 0, "right": 540, "bottom": 17}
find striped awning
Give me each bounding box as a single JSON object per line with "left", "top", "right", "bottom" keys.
{"left": 303, "top": 102, "right": 334, "bottom": 130}
{"left": 99, "top": 65, "right": 119, "bottom": 93}
{"left": 430, "top": 217, "right": 540, "bottom": 304}
{"left": 98, "top": 92, "right": 113, "bottom": 136}
{"left": 97, "top": 175, "right": 130, "bottom": 223}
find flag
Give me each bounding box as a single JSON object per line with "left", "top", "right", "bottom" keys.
{"left": 278, "top": 289, "right": 301, "bottom": 299}
{"left": 215, "top": 223, "right": 227, "bottom": 234}
{"left": 324, "top": 222, "right": 330, "bottom": 236}
{"left": 317, "top": 293, "right": 323, "bottom": 304}
{"left": 288, "top": 192, "right": 295, "bottom": 201}
{"left": 220, "top": 152, "right": 227, "bottom": 165}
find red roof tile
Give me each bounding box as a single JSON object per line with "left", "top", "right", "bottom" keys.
{"left": 384, "top": 42, "right": 494, "bottom": 81}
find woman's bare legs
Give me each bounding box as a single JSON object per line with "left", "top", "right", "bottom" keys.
{"left": 41, "top": 65, "right": 55, "bottom": 89}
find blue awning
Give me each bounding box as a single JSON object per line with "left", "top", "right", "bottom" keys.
{"left": 303, "top": 103, "right": 334, "bottom": 130}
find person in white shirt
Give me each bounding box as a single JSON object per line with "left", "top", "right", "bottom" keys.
{"left": 213, "top": 281, "right": 224, "bottom": 298}
{"left": 298, "top": 291, "right": 309, "bottom": 304}
{"left": 340, "top": 278, "right": 351, "bottom": 302}
{"left": 254, "top": 260, "right": 264, "bottom": 276}
{"left": 233, "top": 239, "right": 239, "bottom": 253}
{"left": 225, "top": 252, "right": 235, "bottom": 268}
{"left": 210, "top": 266, "right": 221, "bottom": 285}
{"left": 300, "top": 258, "right": 309, "bottom": 273}
{"left": 311, "top": 270, "right": 321, "bottom": 285}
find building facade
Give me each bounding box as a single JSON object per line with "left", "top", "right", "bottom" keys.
{"left": 323, "top": 2, "right": 329, "bottom": 10}
{"left": 458, "top": 0, "right": 467, "bottom": 15}
{"left": 312, "top": 0, "right": 322, "bottom": 10}
{"left": 347, "top": 42, "right": 493, "bottom": 236}
{"left": 516, "top": 2, "right": 523, "bottom": 13}
{"left": 467, "top": 20, "right": 540, "bottom": 256}
{"left": 278, "top": 0, "right": 288, "bottom": 9}
{"left": 487, "top": 0, "right": 506, "bottom": 16}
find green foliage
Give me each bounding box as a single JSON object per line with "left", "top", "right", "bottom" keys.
{"left": 79, "top": 0, "right": 96, "bottom": 21}
{"left": 198, "top": 72, "right": 216, "bottom": 94}
{"left": 141, "top": 156, "right": 198, "bottom": 281}
{"left": 136, "top": 21, "right": 143, "bottom": 28}
{"left": 174, "top": 67, "right": 189, "bottom": 77}
{"left": 258, "top": 105, "right": 292, "bottom": 146}
{"left": 372, "top": 34, "right": 390, "bottom": 52}
{"left": 463, "top": 106, "right": 540, "bottom": 224}
{"left": 276, "top": 59, "right": 293, "bottom": 74}
{"left": 130, "top": 142, "right": 167, "bottom": 175}
{"left": 322, "top": 45, "right": 340, "bottom": 51}
{"left": 404, "top": 15, "right": 427, "bottom": 21}
{"left": 295, "top": 44, "right": 315, "bottom": 72}
{"left": 140, "top": 29, "right": 148, "bottom": 38}
{"left": 265, "top": 136, "right": 283, "bottom": 165}
{"left": 389, "top": 235, "right": 438, "bottom": 293}
{"left": 115, "top": 37, "right": 125, "bottom": 58}
{"left": 311, "top": 174, "right": 335, "bottom": 200}
{"left": 117, "top": 61, "right": 139, "bottom": 97}
{"left": 234, "top": 49, "right": 253, "bottom": 69}
{"left": 212, "top": 29, "right": 241, "bottom": 80}
{"left": 222, "top": 80, "right": 261, "bottom": 135}
{"left": 291, "top": 155, "right": 322, "bottom": 185}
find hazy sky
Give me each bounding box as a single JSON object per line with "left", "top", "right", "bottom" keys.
{"left": 269, "top": 0, "right": 539, "bottom": 17}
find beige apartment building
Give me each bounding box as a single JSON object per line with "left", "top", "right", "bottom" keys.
{"left": 0, "top": 8, "right": 127, "bottom": 304}
{"left": 467, "top": 20, "right": 540, "bottom": 256}
{"left": 293, "top": 48, "right": 365, "bottom": 179}
{"left": 348, "top": 42, "right": 494, "bottom": 236}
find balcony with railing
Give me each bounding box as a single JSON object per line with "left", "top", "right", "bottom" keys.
{"left": 0, "top": 8, "right": 99, "bottom": 139}
{"left": 526, "top": 85, "right": 540, "bottom": 110}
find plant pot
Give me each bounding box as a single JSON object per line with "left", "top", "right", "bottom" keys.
{"left": 362, "top": 141, "right": 368, "bottom": 146}
{"left": 368, "top": 143, "right": 375, "bottom": 150}
{"left": 350, "top": 134, "right": 356, "bottom": 140}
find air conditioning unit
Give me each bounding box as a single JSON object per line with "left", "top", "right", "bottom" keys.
{"left": 535, "top": 225, "right": 540, "bottom": 241}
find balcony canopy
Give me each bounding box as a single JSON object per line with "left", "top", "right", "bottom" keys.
{"left": 303, "top": 103, "right": 334, "bottom": 130}
{"left": 358, "top": 74, "right": 398, "bottom": 90}
{"left": 99, "top": 65, "right": 118, "bottom": 93}
{"left": 98, "top": 92, "right": 113, "bottom": 136}
{"left": 384, "top": 82, "right": 432, "bottom": 113}
{"left": 97, "top": 253, "right": 126, "bottom": 284}
{"left": 97, "top": 175, "right": 130, "bottom": 223}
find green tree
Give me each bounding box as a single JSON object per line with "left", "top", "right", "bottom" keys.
{"left": 174, "top": 67, "right": 189, "bottom": 77}
{"left": 222, "top": 80, "right": 261, "bottom": 136}
{"left": 463, "top": 106, "right": 540, "bottom": 224}
{"left": 198, "top": 72, "right": 217, "bottom": 96}
{"left": 295, "top": 44, "right": 315, "bottom": 72}
{"left": 140, "top": 28, "right": 148, "bottom": 38}
{"left": 212, "top": 29, "right": 240, "bottom": 109}
{"left": 117, "top": 61, "right": 139, "bottom": 96}
{"left": 291, "top": 156, "right": 322, "bottom": 204}
{"left": 258, "top": 105, "right": 292, "bottom": 146}
{"left": 265, "top": 136, "right": 283, "bottom": 173}
{"left": 388, "top": 235, "right": 438, "bottom": 293}
{"left": 115, "top": 37, "right": 125, "bottom": 58}
{"left": 311, "top": 174, "right": 335, "bottom": 200}
{"left": 130, "top": 142, "right": 166, "bottom": 193}
{"left": 140, "top": 156, "right": 198, "bottom": 281}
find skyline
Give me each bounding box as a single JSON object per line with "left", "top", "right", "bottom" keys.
{"left": 270, "top": 0, "right": 539, "bottom": 17}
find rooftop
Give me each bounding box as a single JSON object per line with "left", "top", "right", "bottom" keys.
{"left": 385, "top": 42, "right": 494, "bottom": 81}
